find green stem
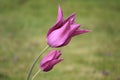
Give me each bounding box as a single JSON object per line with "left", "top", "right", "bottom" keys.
{"left": 32, "top": 69, "right": 41, "bottom": 80}
{"left": 26, "top": 45, "right": 50, "bottom": 80}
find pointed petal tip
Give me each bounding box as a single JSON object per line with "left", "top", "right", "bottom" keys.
{"left": 81, "top": 29, "right": 92, "bottom": 33}
{"left": 70, "top": 13, "right": 76, "bottom": 18}
{"left": 57, "top": 50, "right": 62, "bottom": 54}
{"left": 72, "top": 29, "right": 91, "bottom": 36}
{"left": 58, "top": 4, "right": 61, "bottom": 7}
{"left": 60, "top": 58, "right": 64, "bottom": 61}
{"left": 58, "top": 58, "right": 64, "bottom": 63}
{"left": 58, "top": 4, "right": 61, "bottom": 9}
{"left": 57, "top": 4, "right": 63, "bottom": 23}
{"left": 56, "top": 58, "right": 64, "bottom": 63}
{"left": 85, "top": 30, "right": 92, "bottom": 32}
{"left": 72, "top": 13, "right": 76, "bottom": 16}
{"left": 76, "top": 24, "right": 81, "bottom": 27}
{"left": 58, "top": 4, "right": 62, "bottom": 12}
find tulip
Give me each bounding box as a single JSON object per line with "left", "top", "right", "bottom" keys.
{"left": 40, "top": 50, "right": 63, "bottom": 72}
{"left": 47, "top": 5, "right": 90, "bottom": 48}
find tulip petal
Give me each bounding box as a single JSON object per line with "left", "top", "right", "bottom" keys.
{"left": 51, "top": 59, "right": 63, "bottom": 67}
{"left": 47, "top": 21, "right": 71, "bottom": 47}
{"left": 70, "top": 24, "right": 80, "bottom": 33}
{"left": 47, "top": 5, "right": 64, "bottom": 36}
{"left": 41, "top": 59, "right": 63, "bottom": 72}
{"left": 40, "top": 50, "right": 57, "bottom": 65}
{"left": 72, "top": 29, "right": 91, "bottom": 36}
{"left": 40, "top": 61, "right": 51, "bottom": 72}
{"left": 60, "top": 24, "right": 80, "bottom": 45}
{"left": 57, "top": 5, "right": 64, "bottom": 23}
{"left": 64, "top": 13, "right": 76, "bottom": 24}
{"left": 55, "top": 51, "right": 62, "bottom": 59}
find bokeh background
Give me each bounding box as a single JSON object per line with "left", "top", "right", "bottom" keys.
{"left": 0, "top": 0, "right": 120, "bottom": 80}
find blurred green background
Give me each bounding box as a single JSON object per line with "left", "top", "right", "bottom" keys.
{"left": 0, "top": 0, "right": 120, "bottom": 80}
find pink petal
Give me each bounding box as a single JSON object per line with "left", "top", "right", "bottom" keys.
{"left": 51, "top": 59, "right": 63, "bottom": 66}
{"left": 54, "top": 51, "right": 62, "bottom": 59}
{"left": 70, "top": 24, "right": 80, "bottom": 33}
{"left": 56, "top": 5, "right": 64, "bottom": 23}
{"left": 40, "top": 50, "right": 57, "bottom": 65}
{"left": 64, "top": 13, "right": 76, "bottom": 24}
{"left": 61, "top": 24, "right": 80, "bottom": 46}
{"left": 41, "top": 59, "right": 63, "bottom": 72}
{"left": 47, "top": 21, "right": 71, "bottom": 47}
{"left": 47, "top": 5, "right": 64, "bottom": 36}
{"left": 72, "top": 29, "right": 91, "bottom": 36}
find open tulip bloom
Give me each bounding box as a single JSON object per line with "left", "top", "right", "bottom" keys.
{"left": 47, "top": 5, "right": 90, "bottom": 48}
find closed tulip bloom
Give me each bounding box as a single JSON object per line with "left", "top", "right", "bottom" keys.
{"left": 47, "top": 5, "right": 90, "bottom": 48}
{"left": 40, "top": 50, "right": 63, "bottom": 72}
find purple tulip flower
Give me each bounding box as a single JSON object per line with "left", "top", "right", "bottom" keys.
{"left": 47, "top": 5, "right": 90, "bottom": 48}
{"left": 40, "top": 50, "right": 63, "bottom": 72}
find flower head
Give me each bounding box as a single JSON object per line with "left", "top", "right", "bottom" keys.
{"left": 47, "top": 5, "right": 90, "bottom": 48}
{"left": 40, "top": 50, "right": 63, "bottom": 72}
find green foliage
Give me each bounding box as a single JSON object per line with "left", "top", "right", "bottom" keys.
{"left": 0, "top": 0, "right": 120, "bottom": 80}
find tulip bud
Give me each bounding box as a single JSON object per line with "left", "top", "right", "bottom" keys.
{"left": 40, "top": 50, "right": 63, "bottom": 72}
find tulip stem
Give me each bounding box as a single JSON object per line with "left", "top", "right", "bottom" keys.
{"left": 26, "top": 45, "right": 50, "bottom": 80}
{"left": 32, "top": 69, "right": 41, "bottom": 80}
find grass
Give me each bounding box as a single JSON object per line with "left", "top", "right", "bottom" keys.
{"left": 0, "top": 0, "right": 120, "bottom": 80}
